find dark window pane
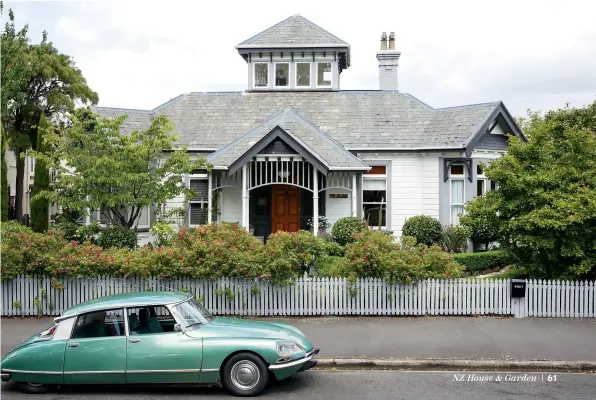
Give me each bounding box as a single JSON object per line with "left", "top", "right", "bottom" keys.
{"left": 477, "top": 165, "right": 483, "bottom": 175}
{"left": 490, "top": 181, "right": 497, "bottom": 190}
{"left": 190, "top": 180, "right": 208, "bottom": 201}
{"left": 451, "top": 164, "right": 464, "bottom": 175}
{"left": 363, "top": 204, "right": 387, "bottom": 227}
{"left": 275, "top": 63, "right": 289, "bottom": 86}
{"left": 296, "top": 63, "right": 310, "bottom": 86}
{"left": 477, "top": 179, "right": 485, "bottom": 196}
{"left": 363, "top": 190, "right": 386, "bottom": 203}
{"left": 190, "top": 203, "right": 208, "bottom": 225}
{"left": 72, "top": 309, "right": 125, "bottom": 338}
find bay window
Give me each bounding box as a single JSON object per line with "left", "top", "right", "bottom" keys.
{"left": 450, "top": 164, "right": 465, "bottom": 225}
{"left": 362, "top": 165, "right": 387, "bottom": 228}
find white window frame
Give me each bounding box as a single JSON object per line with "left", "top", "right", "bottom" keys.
{"left": 449, "top": 164, "right": 465, "bottom": 225}
{"left": 476, "top": 165, "right": 487, "bottom": 197}
{"left": 295, "top": 62, "right": 311, "bottom": 87}
{"left": 274, "top": 62, "right": 290, "bottom": 88}
{"left": 362, "top": 166, "right": 387, "bottom": 229}
{"left": 253, "top": 62, "right": 269, "bottom": 88}
{"left": 316, "top": 61, "right": 332, "bottom": 88}
{"left": 188, "top": 173, "right": 209, "bottom": 227}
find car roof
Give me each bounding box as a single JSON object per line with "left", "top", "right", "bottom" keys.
{"left": 57, "top": 291, "right": 191, "bottom": 320}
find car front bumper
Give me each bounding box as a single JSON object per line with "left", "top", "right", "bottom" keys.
{"left": 268, "top": 348, "right": 320, "bottom": 371}
{"left": 1, "top": 372, "right": 10, "bottom": 382}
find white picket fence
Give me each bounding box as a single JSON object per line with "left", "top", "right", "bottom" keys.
{"left": 0, "top": 276, "right": 594, "bottom": 318}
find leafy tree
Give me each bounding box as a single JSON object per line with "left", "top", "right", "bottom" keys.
{"left": 486, "top": 101, "right": 596, "bottom": 279}
{"left": 30, "top": 113, "right": 51, "bottom": 232}
{"left": 1, "top": 4, "right": 98, "bottom": 221}
{"left": 34, "top": 110, "right": 210, "bottom": 229}
{"left": 460, "top": 193, "right": 501, "bottom": 251}
{"left": 1, "top": 127, "right": 9, "bottom": 222}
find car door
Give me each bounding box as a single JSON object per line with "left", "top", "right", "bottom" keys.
{"left": 125, "top": 305, "right": 202, "bottom": 384}
{"left": 63, "top": 308, "right": 127, "bottom": 384}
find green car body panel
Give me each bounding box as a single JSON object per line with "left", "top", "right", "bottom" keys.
{"left": 0, "top": 291, "right": 319, "bottom": 388}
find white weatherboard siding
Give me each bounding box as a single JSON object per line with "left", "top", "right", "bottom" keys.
{"left": 393, "top": 154, "right": 440, "bottom": 237}
{"left": 221, "top": 187, "right": 242, "bottom": 224}
{"left": 360, "top": 153, "right": 440, "bottom": 238}
{"left": 326, "top": 190, "right": 352, "bottom": 230}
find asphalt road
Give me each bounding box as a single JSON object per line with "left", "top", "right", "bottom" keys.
{"left": 1, "top": 371, "right": 595, "bottom": 399}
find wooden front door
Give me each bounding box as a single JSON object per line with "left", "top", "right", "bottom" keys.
{"left": 271, "top": 185, "right": 300, "bottom": 233}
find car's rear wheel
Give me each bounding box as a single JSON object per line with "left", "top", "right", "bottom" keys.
{"left": 19, "top": 382, "right": 51, "bottom": 394}
{"left": 222, "top": 352, "right": 269, "bottom": 397}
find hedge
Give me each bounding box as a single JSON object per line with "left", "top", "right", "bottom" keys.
{"left": 453, "top": 250, "right": 513, "bottom": 275}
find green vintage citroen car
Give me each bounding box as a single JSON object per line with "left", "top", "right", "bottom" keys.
{"left": 0, "top": 291, "right": 319, "bottom": 396}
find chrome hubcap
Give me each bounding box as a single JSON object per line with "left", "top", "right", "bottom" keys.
{"left": 28, "top": 382, "right": 44, "bottom": 387}
{"left": 230, "top": 360, "right": 260, "bottom": 390}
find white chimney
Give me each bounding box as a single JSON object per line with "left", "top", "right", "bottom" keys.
{"left": 376, "top": 31, "right": 401, "bottom": 91}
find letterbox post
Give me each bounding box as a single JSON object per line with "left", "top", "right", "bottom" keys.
{"left": 511, "top": 279, "right": 527, "bottom": 318}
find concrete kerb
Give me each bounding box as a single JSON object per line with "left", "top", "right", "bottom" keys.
{"left": 314, "top": 358, "right": 596, "bottom": 373}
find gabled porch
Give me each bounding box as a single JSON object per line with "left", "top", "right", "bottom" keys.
{"left": 199, "top": 108, "right": 370, "bottom": 241}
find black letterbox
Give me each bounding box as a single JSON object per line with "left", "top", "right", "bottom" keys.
{"left": 511, "top": 279, "right": 526, "bottom": 298}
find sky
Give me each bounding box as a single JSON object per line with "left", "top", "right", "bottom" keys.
{"left": 5, "top": 0, "right": 596, "bottom": 118}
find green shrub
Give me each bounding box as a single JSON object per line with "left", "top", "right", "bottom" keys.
{"left": 265, "top": 230, "right": 326, "bottom": 278}
{"left": 315, "top": 255, "right": 345, "bottom": 277}
{"left": 440, "top": 225, "right": 471, "bottom": 253}
{"left": 52, "top": 220, "right": 101, "bottom": 244}
{"left": 97, "top": 226, "right": 138, "bottom": 249}
{"left": 331, "top": 217, "right": 367, "bottom": 246}
{"left": 172, "top": 223, "right": 268, "bottom": 280}
{"left": 459, "top": 195, "right": 500, "bottom": 251}
{"left": 402, "top": 215, "right": 442, "bottom": 246}
{"left": 344, "top": 230, "right": 397, "bottom": 279}
{"left": 149, "top": 222, "right": 175, "bottom": 247}
{"left": 1, "top": 221, "right": 35, "bottom": 241}
{"left": 453, "top": 250, "right": 513, "bottom": 275}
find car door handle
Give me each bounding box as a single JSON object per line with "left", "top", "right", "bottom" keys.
{"left": 129, "top": 338, "right": 140, "bottom": 343}
{"left": 68, "top": 343, "right": 79, "bottom": 348}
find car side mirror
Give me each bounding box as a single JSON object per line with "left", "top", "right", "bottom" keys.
{"left": 174, "top": 323, "right": 183, "bottom": 332}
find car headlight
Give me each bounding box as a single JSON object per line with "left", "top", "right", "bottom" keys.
{"left": 276, "top": 341, "right": 304, "bottom": 357}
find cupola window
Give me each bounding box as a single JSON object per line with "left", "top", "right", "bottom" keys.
{"left": 317, "top": 62, "right": 332, "bottom": 87}
{"left": 296, "top": 62, "right": 311, "bottom": 87}
{"left": 254, "top": 63, "right": 269, "bottom": 87}
{"left": 275, "top": 63, "right": 290, "bottom": 87}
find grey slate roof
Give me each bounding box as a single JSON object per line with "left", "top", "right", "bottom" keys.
{"left": 92, "top": 91, "right": 504, "bottom": 152}
{"left": 91, "top": 106, "right": 151, "bottom": 133}
{"left": 206, "top": 108, "right": 370, "bottom": 170}
{"left": 236, "top": 14, "right": 349, "bottom": 48}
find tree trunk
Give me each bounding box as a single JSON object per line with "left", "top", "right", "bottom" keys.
{"left": 1, "top": 134, "right": 9, "bottom": 222}
{"left": 15, "top": 151, "right": 25, "bottom": 223}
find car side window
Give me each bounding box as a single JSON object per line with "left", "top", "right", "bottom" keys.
{"left": 128, "top": 305, "right": 176, "bottom": 335}
{"left": 71, "top": 309, "right": 125, "bottom": 339}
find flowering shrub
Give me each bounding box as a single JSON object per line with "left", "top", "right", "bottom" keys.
{"left": 1, "top": 221, "right": 462, "bottom": 283}
{"left": 342, "top": 230, "right": 463, "bottom": 283}
{"left": 264, "top": 230, "right": 326, "bottom": 281}
{"left": 171, "top": 223, "right": 268, "bottom": 280}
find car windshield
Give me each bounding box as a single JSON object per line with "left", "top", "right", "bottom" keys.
{"left": 170, "top": 297, "right": 214, "bottom": 330}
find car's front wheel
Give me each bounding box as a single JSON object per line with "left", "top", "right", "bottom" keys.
{"left": 222, "top": 352, "right": 269, "bottom": 397}
{"left": 19, "top": 382, "right": 51, "bottom": 394}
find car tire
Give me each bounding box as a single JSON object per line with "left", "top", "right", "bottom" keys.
{"left": 222, "top": 352, "right": 269, "bottom": 397}
{"left": 19, "top": 382, "right": 51, "bottom": 394}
